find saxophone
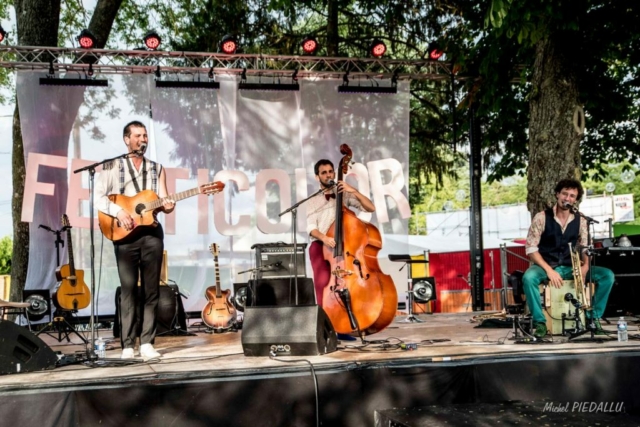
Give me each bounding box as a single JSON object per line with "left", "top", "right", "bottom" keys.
{"left": 568, "top": 242, "right": 593, "bottom": 311}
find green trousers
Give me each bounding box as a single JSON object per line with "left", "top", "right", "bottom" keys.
{"left": 522, "top": 264, "right": 615, "bottom": 324}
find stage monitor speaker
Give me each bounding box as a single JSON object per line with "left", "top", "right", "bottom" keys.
{"left": 241, "top": 305, "right": 337, "bottom": 356}
{"left": 0, "top": 320, "right": 57, "bottom": 375}
{"left": 248, "top": 277, "right": 315, "bottom": 307}
{"left": 252, "top": 243, "right": 307, "bottom": 279}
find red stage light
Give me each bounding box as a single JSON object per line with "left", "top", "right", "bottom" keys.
{"left": 428, "top": 42, "right": 444, "bottom": 60}
{"left": 0, "top": 26, "right": 6, "bottom": 43}
{"left": 78, "top": 29, "right": 96, "bottom": 49}
{"left": 370, "top": 40, "right": 387, "bottom": 58}
{"left": 144, "top": 31, "right": 161, "bottom": 51}
{"left": 220, "top": 35, "right": 238, "bottom": 54}
{"left": 301, "top": 37, "right": 318, "bottom": 55}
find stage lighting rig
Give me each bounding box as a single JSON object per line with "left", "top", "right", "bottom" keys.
{"left": 301, "top": 36, "right": 318, "bottom": 55}
{"left": 220, "top": 34, "right": 238, "bottom": 54}
{"left": 77, "top": 29, "right": 97, "bottom": 49}
{"left": 143, "top": 30, "right": 162, "bottom": 51}
{"left": 370, "top": 39, "right": 387, "bottom": 58}
{"left": 0, "top": 25, "right": 6, "bottom": 43}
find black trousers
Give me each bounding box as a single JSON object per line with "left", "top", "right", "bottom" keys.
{"left": 114, "top": 225, "right": 164, "bottom": 349}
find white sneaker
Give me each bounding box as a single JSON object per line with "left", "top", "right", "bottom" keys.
{"left": 140, "top": 343, "right": 161, "bottom": 359}
{"left": 121, "top": 348, "right": 135, "bottom": 359}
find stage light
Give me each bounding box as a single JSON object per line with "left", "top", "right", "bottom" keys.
{"left": 338, "top": 84, "right": 397, "bottom": 94}
{"left": 370, "top": 39, "right": 387, "bottom": 58}
{"left": 411, "top": 277, "right": 436, "bottom": 303}
{"left": 143, "top": 30, "right": 161, "bottom": 51}
{"left": 156, "top": 80, "right": 220, "bottom": 89}
{"left": 0, "top": 25, "right": 6, "bottom": 43}
{"left": 301, "top": 36, "right": 318, "bottom": 55}
{"left": 220, "top": 34, "right": 238, "bottom": 54}
{"left": 87, "top": 63, "right": 94, "bottom": 77}
{"left": 39, "top": 77, "right": 109, "bottom": 87}
{"left": 239, "top": 82, "right": 299, "bottom": 92}
{"left": 428, "top": 42, "right": 444, "bottom": 60}
{"left": 208, "top": 66, "right": 214, "bottom": 79}
{"left": 77, "top": 29, "right": 97, "bottom": 49}
{"left": 155, "top": 65, "right": 161, "bottom": 79}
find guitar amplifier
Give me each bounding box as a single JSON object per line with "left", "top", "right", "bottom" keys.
{"left": 252, "top": 243, "right": 307, "bottom": 279}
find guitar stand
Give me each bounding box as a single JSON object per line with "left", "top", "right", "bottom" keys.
{"left": 37, "top": 309, "right": 87, "bottom": 344}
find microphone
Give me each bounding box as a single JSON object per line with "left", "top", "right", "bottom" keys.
{"left": 274, "top": 261, "right": 283, "bottom": 269}
{"left": 328, "top": 180, "right": 336, "bottom": 187}
{"left": 133, "top": 143, "right": 147, "bottom": 156}
{"left": 563, "top": 202, "right": 578, "bottom": 212}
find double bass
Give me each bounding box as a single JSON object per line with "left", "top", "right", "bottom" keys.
{"left": 321, "top": 144, "right": 397, "bottom": 337}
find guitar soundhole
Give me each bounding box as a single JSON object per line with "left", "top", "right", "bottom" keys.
{"left": 135, "top": 204, "right": 145, "bottom": 215}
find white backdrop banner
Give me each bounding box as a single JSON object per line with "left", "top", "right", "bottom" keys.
{"left": 17, "top": 72, "right": 411, "bottom": 315}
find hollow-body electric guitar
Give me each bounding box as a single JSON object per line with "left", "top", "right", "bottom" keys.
{"left": 202, "top": 243, "right": 237, "bottom": 331}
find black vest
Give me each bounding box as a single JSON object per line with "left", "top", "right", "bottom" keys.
{"left": 538, "top": 208, "right": 580, "bottom": 268}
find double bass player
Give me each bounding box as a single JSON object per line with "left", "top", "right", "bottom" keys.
{"left": 306, "top": 158, "right": 375, "bottom": 340}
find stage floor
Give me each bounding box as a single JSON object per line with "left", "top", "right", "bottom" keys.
{"left": 2, "top": 311, "right": 640, "bottom": 391}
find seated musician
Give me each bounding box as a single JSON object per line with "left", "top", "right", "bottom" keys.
{"left": 523, "top": 178, "right": 614, "bottom": 338}
{"left": 306, "top": 159, "right": 375, "bottom": 340}
{"left": 95, "top": 121, "right": 175, "bottom": 359}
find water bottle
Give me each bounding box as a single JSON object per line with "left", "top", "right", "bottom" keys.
{"left": 617, "top": 317, "right": 628, "bottom": 342}
{"left": 95, "top": 337, "right": 106, "bottom": 358}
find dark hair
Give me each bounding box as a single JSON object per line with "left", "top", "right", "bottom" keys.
{"left": 123, "top": 120, "right": 146, "bottom": 138}
{"left": 554, "top": 178, "right": 584, "bottom": 201}
{"left": 314, "top": 159, "right": 334, "bottom": 176}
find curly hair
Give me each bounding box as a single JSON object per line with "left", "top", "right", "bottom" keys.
{"left": 554, "top": 178, "right": 584, "bottom": 201}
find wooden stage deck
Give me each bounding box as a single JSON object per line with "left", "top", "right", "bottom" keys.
{"left": 2, "top": 311, "right": 639, "bottom": 391}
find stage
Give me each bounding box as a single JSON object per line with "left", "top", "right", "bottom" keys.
{"left": 2, "top": 312, "right": 640, "bottom": 426}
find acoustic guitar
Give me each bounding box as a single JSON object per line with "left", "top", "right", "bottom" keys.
{"left": 55, "top": 214, "right": 91, "bottom": 311}
{"left": 201, "top": 243, "right": 237, "bottom": 331}
{"left": 98, "top": 181, "right": 224, "bottom": 242}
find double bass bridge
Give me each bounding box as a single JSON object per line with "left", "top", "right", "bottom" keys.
{"left": 332, "top": 268, "right": 353, "bottom": 279}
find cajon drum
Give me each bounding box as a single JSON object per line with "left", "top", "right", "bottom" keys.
{"left": 540, "top": 280, "right": 586, "bottom": 335}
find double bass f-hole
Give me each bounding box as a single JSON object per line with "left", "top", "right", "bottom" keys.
{"left": 346, "top": 252, "right": 369, "bottom": 280}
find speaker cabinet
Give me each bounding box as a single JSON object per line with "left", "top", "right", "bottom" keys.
{"left": 248, "top": 277, "right": 316, "bottom": 307}
{"left": 0, "top": 320, "right": 57, "bottom": 375}
{"left": 253, "top": 243, "right": 307, "bottom": 279}
{"left": 241, "top": 305, "right": 337, "bottom": 356}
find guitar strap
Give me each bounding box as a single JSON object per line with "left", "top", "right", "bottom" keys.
{"left": 125, "top": 157, "right": 147, "bottom": 193}
{"left": 119, "top": 158, "right": 159, "bottom": 194}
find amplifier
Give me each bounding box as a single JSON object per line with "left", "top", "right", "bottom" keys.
{"left": 252, "top": 243, "right": 307, "bottom": 279}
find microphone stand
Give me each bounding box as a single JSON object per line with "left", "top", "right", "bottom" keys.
{"left": 279, "top": 184, "right": 336, "bottom": 305}
{"left": 73, "top": 151, "right": 137, "bottom": 360}
{"left": 568, "top": 207, "right": 610, "bottom": 341}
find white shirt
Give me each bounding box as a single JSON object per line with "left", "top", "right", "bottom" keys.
{"left": 306, "top": 190, "right": 363, "bottom": 241}
{"left": 95, "top": 157, "right": 163, "bottom": 217}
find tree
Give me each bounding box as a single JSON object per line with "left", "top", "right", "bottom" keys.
{"left": 0, "top": 236, "right": 11, "bottom": 275}
{"left": 10, "top": 0, "right": 123, "bottom": 302}
{"left": 444, "top": 1, "right": 640, "bottom": 215}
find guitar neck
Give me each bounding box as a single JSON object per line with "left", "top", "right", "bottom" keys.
{"left": 214, "top": 255, "right": 222, "bottom": 298}
{"left": 66, "top": 229, "right": 76, "bottom": 275}
{"left": 146, "top": 187, "right": 202, "bottom": 210}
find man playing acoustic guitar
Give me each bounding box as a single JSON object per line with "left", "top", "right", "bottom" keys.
{"left": 96, "top": 121, "right": 175, "bottom": 360}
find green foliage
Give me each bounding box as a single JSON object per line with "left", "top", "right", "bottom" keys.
{"left": 0, "top": 236, "right": 11, "bottom": 274}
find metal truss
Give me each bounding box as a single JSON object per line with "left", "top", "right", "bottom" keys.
{"left": 0, "top": 45, "right": 462, "bottom": 82}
